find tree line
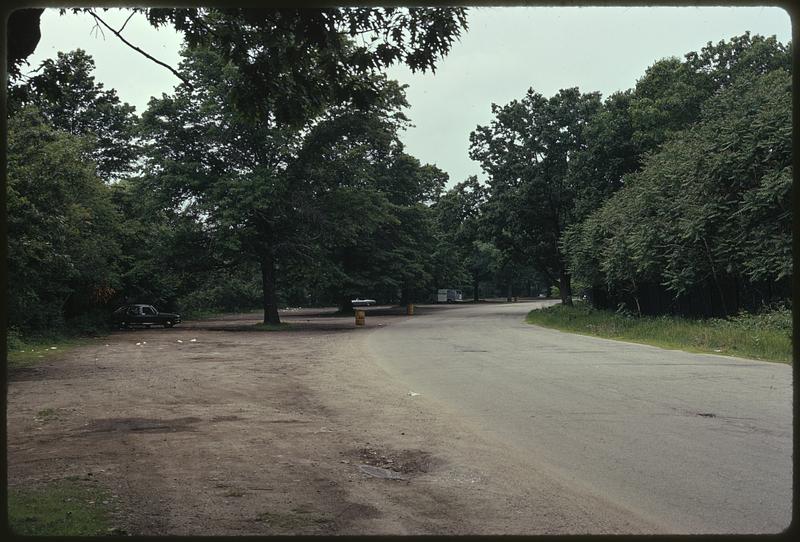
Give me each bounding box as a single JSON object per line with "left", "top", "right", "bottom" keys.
{"left": 7, "top": 7, "right": 533, "bottom": 336}
{"left": 7, "top": 11, "right": 791, "bottom": 338}
{"left": 467, "top": 32, "right": 791, "bottom": 317}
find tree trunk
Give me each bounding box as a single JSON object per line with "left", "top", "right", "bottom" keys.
{"left": 338, "top": 294, "right": 353, "bottom": 314}
{"left": 260, "top": 252, "right": 281, "bottom": 325}
{"left": 559, "top": 269, "right": 573, "bottom": 306}
{"left": 506, "top": 282, "right": 513, "bottom": 302}
{"left": 400, "top": 283, "right": 411, "bottom": 306}
{"left": 472, "top": 275, "right": 480, "bottom": 302}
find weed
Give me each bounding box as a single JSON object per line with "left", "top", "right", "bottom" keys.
{"left": 526, "top": 302, "right": 791, "bottom": 363}
{"left": 34, "top": 408, "right": 62, "bottom": 422}
{"left": 8, "top": 479, "right": 117, "bottom": 536}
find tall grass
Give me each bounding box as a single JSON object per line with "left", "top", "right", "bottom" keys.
{"left": 526, "top": 302, "right": 791, "bottom": 363}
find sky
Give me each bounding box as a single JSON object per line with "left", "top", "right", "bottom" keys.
{"left": 24, "top": 6, "right": 792, "bottom": 187}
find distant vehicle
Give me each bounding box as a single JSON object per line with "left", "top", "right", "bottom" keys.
{"left": 437, "top": 289, "right": 463, "bottom": 303}
{"left": 112, "top": 304, "right": 181, "bottom": 328}
{"left": 351, "top": 298, "right": 376, "bottom": 307}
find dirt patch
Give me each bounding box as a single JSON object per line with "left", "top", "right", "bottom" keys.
{"left": 82, "top": 417, "right": 203, "bottom": 434}
{"left": 7, "top": 305, "right": 662, "bottom": 535}
{"left": 349, "top": 446, "right": 439, "bottom": 476}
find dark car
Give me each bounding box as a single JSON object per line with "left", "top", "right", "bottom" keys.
{"left": 112, "top": 304, "right": 181, "bottom": 329}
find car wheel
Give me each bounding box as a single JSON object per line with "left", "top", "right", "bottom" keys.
{"left": 120, "top": 321, "right": 127, "bottom": 329}
{"left": 165, "top": 321, "right": 173, "bottom": 328}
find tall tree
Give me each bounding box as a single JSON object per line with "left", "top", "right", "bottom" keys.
{"left": 432, "top": 176, "right": 490, "bottom": 300}
{"left": 8, "top": 49, "right": 139, "bottom": 182}
{"left": 145, "top": 7, "right": 468, "bottom": 123}
{"left": 564, "top": 67, "right": 791, "bottom": 316}
{"left": 7, "top": 108, "right": 122, "bottom": 331}
{"left": 292, "top": 96, "right": 446, "bottom": 311}
{"left": 470, "top": 88, "right": 602, "bottom": 305}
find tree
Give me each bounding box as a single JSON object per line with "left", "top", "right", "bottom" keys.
{"left": 564, "top": 67, "right": 791, "bottom": 316}
{"left": 9, "top": 49, "right": 139, "bottom": 182}
{"left": 140, "top": 47, "right": 310, "bottom": 325}
{"left": 145, "top": 7, "right": 468, "bottom": 123}
{"left": 7, "top": 108, "right": 122, "bottom": 332}
{"left": 470, "top": 88, "right": 602, "bottom": 305}
{"left": 292, "top": 97, "right": 446, "bottom": 311}
{"left": 432, "top": 176, "right": 489, "bottom": 300}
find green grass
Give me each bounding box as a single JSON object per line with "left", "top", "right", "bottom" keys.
{"left": 8, "top": 479, "right": 120, "bottom": 536}
{"left": 5, "top": 335, "right": 98, "bottom": 370}
{"left": 526, "top": 302, "right": 792, "bottom": 363}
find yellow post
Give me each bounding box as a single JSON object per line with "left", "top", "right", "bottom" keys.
{"left": 406, "top": 303, "right": 414, "bottom": 315}
{"left": 355, "top": 309, "right": 366, "bottom": 326}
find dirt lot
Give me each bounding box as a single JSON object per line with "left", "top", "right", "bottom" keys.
{"left": 7, "top": 306, "right": 657, "bottom": 535}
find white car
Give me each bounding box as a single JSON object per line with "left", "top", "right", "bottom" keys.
{"left": 351, "top": 298, "right": 376, "bottom": 307}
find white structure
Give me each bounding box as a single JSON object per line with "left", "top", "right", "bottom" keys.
{"left": 437, "top": 289, "right": 463, "bottom": 303}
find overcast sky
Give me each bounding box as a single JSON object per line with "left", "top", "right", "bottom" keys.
{"left": 25, "top": 6, "right": 792, "bottom": 187}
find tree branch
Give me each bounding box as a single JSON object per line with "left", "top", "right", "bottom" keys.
{"left": 118, "top": 10, "right": 136, "bottom": 34}
{"left": 88, "top": 9, "right": 192, "bottom": 90}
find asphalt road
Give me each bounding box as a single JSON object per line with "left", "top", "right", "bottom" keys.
{"left": 365, "top": 301, "right": 792, "bottom": 534}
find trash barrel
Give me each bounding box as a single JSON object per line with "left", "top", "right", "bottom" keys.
{"left": 355, "top": 309, "right": 366, "bottom": 326}
{"left": 406, "top": 304, "right": 414, "bottom": 315}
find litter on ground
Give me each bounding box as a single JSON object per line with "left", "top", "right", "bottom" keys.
{"left": 408, "top": 391, "right": 420, "bottom": 397}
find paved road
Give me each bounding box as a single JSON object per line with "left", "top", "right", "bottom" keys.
{"left": 365, "top": 301, "right": 792, "bottom": 534}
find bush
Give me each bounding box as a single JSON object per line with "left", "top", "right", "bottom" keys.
{"left": 6, "top": 327, "right": 24, "bottom": 351}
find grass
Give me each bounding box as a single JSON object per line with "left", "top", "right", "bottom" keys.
{"left": 526, "top": 302, "right": 792, "bottom": 363}
{"left": 34, "top": 408, "right": 64, "bottom": 423}
{"left": 8, "top": 479, "right": 120, "bottom": 536}
{"left": 5, "top": 335, "right": 99, "bottom": 370}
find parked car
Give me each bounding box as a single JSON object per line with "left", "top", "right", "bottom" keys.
{"left": 351, "top": 298, "right": 376, "bottom": 307}
{"left": 112, "top": 304, "right": 181, "bottom": 328}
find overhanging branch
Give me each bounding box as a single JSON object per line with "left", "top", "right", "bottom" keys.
{"left": 88, "top": 9, "right": 192, "bottom": 90}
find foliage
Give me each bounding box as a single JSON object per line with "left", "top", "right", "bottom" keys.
{"left": 564, "top": 63, "right": 791, "bottom": 315}
{"left": 145, "top": 7, "right": 468, "bottom": 123}
{"left": 526, "top": 302, "right": 791, "bottom": 363}
{"left": 8, "top": 49, "right": 139, "bottom": 181}
{"left": 470, "top": 87, "right": 603, "bottom": 303}
{"left": 7, "top": 108, "right": 123, "bottom": 332}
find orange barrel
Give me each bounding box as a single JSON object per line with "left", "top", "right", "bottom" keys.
{"left": 355, "top": 309, "right": 366, "bottom": 326}
{"left": 407, "top": 303, "right": 415, "bottom": 315}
